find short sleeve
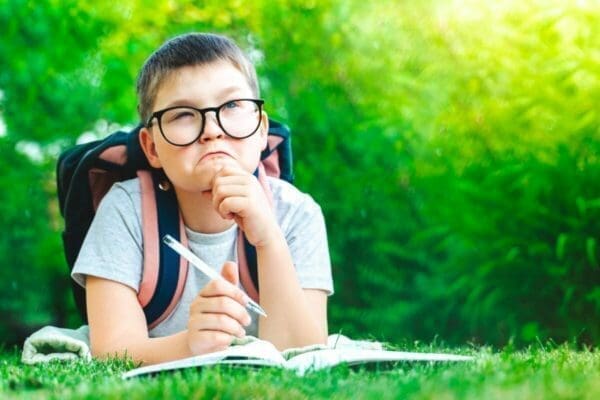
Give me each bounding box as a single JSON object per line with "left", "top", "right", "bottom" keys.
{"left": 71, "top": 179, "right": 144, "bottom": 292}
{"left": 271, "top": 178, "right": 334, "bottom": 295}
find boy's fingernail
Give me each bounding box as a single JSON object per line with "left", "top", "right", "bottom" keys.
{"left": 241, "top": 294, "right": 250, "bottom": 305}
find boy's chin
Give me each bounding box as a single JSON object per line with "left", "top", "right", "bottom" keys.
{"left": 190, "top": 163, "right": 226, "bottom": 191}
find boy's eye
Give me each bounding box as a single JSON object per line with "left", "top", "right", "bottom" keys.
{"left": 166, "top": 109, "right": 197, "bottom": 122}
{"left": 223, "top": 100, "right": 240, "bottom": 109}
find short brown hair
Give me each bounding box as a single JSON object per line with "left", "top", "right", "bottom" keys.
{"left": 136, "top": 32, "right": 259, "bottom": 124}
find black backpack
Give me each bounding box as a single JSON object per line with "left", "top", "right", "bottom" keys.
{"left": 57, "top": 120, "right": 293, "bottom": 325}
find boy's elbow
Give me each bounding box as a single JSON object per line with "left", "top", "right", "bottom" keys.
{"left": 90, "top": 340, "right": 128, "bottom": 361}
{"left": 90, "top": 331, "right": 146, "bottom": 363}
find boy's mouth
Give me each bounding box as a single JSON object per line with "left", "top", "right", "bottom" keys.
{"left": 199, "top": 151, "right": 232, "bottom": 162}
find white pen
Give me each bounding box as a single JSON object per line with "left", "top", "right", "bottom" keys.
{"left": 162, "top": 234, "right": 267, "bottom": 317}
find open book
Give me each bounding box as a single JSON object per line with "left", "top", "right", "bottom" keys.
{"left": 122, "top": 335, "right": 472, "bottom": 378}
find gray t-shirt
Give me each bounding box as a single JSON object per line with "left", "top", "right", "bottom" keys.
{"left": 72, "top": 176, "right": 333, "bottom": 337}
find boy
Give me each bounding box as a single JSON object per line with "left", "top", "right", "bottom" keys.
{"left": 71, "top": 33, "right": 333, "bottom": 365}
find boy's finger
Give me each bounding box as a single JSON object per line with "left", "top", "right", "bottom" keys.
{"left": 190, "top": 296, "right": 252, "bottom": 327}
{"left": 198, "top": 278, "right": 246, "bottom": 304}
{"left": 188, "top": 330, "right": 236, "bottom": 354}
{"left": 212, "top": 161, "right": 244, "bottom": 180}
{"left": 189, "top": 313, "right": 247, "bottom": 337}
{"left": 216, "top": 196, "right": 247, "bottom": 220}
{"left": 211, "top": 185, "right": 248, "bottom": 215}
{"left": 221, "top": 261, "right": 239, "bottom": 286}
{"left": 207, "top": 161, "right": 236, "bottom": 189}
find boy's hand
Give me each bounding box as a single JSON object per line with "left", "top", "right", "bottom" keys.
{"left": 187, "top": 261, "right": 252, "bottom": 355}
{"left": 211, "top": 163, "right": 281, "bottom": 248}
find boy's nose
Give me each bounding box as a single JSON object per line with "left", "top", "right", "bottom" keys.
{"left": 199, "top": 112, "right": 225, "bottom": 142}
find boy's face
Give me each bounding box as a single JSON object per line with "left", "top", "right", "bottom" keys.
{"left": 140, "top": 60, "right": 268, "bottom": 194}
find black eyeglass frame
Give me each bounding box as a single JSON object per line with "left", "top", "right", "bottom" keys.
{"left": 146, "top": 98, "right": 265, "bottom": 146}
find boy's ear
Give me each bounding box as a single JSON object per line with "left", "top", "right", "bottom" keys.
{"left": 259, "top": 112, "right": 270, "bottom": 151}
{"left": 139, "top": 127, "right": 163, "bottom": 168}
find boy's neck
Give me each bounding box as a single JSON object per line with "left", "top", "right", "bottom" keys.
{"left": 175, "top": 189, "right": 236, "bottom": 233}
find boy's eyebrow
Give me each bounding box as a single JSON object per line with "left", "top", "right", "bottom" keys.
{"left": 162, "top": 86, "right": 249, "bottom": 109}
{"left": 217, "top": 85, "right": 246, "bottom": 99}
{"left": 162, "top": 99, "right": 200, "bottom": 108}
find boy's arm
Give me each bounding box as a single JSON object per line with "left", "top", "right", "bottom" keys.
{"left": 256, "top": 231, "right": 329, "bottom": 350}
{"left": 86, "top": 276, "right": 192, "bottom": 364}
{"left": 86, "top": 270, "right": 250, "bottom": 365}
{"left": 212, "top": 165, "right": 331, "bottom": 350}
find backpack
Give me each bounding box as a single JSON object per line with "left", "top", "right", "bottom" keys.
{"left": 57, "top": 120, "right": 293, "bottom": 327}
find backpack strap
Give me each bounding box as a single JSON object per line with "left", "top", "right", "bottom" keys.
{"left": 137, "top": 170, "right": 189, "bottom": 329}
{"left": 261, "top": 120, "right": 293, "bottom": 183}
{"left": 237, "top": 164, "right": 274, "bottom": 302}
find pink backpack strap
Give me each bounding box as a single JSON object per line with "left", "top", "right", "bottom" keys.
{"left": 137, "top": 170, "right": 189, "bottom": 329}
{"left": 237, "top": 164, "right": 274, "bottom": 302}
{"left": 88, "top": 145, "right": 128, "bottom": 211}
{"left": 261, "top": 135, "right": 285, "bottom": 178}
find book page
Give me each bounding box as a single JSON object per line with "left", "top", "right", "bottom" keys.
{"left": 284, "top": 348, "right": 473, "bottom": 375}
{"left": 122, "top": 339, "right": 286, "bottom": 379}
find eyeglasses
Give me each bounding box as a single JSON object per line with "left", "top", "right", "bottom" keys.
{"left": 146, "top": 98, "right": 264, "bottom": 146}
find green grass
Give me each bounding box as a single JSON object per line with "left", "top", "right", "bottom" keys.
{"left": 1, "top": 344, "right": 599, "bottom": 399}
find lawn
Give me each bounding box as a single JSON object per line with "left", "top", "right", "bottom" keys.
{"left": 1, "top": 344, "right": 599, "bottom": 399}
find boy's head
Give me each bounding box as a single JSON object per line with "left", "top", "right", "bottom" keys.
{"left": 137, "top": 32, "right": 269, "bottom": 195}
{"left": 136, "top": 32, "right": 259, "bottom": 124}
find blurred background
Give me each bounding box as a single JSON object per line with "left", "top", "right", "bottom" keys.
{"left": 0, "top": 0, "right": 598, "bottom": 348}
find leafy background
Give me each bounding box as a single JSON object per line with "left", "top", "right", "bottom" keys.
{"left": 0, "top": 0, "right": 598, "bottom": 347}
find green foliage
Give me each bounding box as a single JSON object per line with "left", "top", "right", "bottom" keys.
{"left": 369, "top": 1, "right": 600, "bottom": 345}
{"left": 0, "top": 0, "right": 119, "bottom": 143}
{"left": 0, "top": 137, "right": 76, "bottom": 344}
{"left": 410, "top": 138, "right": 600, "bottom": 345}
{"left": 0, "top": 0, "right": 598, "bottom": 348}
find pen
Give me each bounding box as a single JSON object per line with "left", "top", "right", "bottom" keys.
{"left": 162, "top": 234, "right": 267, "bottom": 317}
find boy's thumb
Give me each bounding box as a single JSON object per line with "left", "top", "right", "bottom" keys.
{"left": 220, "top": 261, "right": 239, "bottom": 286}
